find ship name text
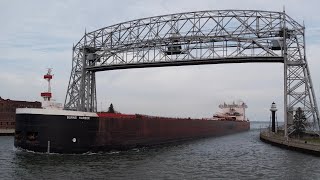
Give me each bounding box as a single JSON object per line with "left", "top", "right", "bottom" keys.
{"left": 66, "top": 116, "right": 90, "bottom": 120}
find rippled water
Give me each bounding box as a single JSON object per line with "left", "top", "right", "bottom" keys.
{"left": 1, "top": 122, "right": 320, "bottom": 180}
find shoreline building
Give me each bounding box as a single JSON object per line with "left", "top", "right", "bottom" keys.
{"left": 0, "top": 97, "right": 41, "bottom": 133}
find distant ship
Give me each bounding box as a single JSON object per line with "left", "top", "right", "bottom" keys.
{"left": 14, "top": 70, "right": 250, "bottom": 153}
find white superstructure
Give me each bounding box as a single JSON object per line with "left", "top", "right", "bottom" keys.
{"left": 213, "top": 101, "right": 248, "bottom": 121}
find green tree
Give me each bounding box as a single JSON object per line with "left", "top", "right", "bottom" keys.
{"left": 107, "top": 103, "right": 115, "bottom": 113}
{"left": 291, "top": 107, "right": 307, "bottom": 138}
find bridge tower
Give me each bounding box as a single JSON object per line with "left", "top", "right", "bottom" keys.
{"left": 63, "top": 10, "right": 319, "bottom": 135}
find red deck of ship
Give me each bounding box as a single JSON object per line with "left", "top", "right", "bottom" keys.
{"left": 95, "top": 112, "right": 250, "bottom": 149}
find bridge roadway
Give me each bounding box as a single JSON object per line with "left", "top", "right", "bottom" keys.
{"left": 86, "top": 56, "right": 284, "bottom": 72}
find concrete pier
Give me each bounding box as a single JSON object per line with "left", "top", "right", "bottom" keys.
{"left": 260, "top": 130, "right": 320, "bottom": 156}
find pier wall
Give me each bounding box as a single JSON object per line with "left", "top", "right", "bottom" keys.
{"left": 260, "top": 131, "right": 320, "bottom": 156}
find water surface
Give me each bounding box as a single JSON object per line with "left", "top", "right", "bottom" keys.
{"left": 1, "top": 122, "right": 320, "bottom": 180}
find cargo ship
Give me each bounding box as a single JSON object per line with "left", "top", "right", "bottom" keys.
{"left": 14, "top": 70, "right": 250, "bottom": 153}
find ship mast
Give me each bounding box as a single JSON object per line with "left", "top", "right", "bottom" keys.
{"left": 41, "top": 68, "right": 53, "bottom": 101}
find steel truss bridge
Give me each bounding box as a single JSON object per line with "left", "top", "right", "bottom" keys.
{"left": 64, "top": 10, "right": 319, "bottom": 136}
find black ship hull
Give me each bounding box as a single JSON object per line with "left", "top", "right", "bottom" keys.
{"left": 15, "top": 109, "right": 250, "bottom": 153}
{"left": 15, "top": 109, "right": 99, "bottom": 153}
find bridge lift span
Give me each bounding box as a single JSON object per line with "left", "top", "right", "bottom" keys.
{"left": 64, "top": 10, "right": 319, "bottom": 136}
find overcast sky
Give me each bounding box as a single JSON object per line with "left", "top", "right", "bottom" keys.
{"left": 1, "top": 0, "right": 320, "bottom": 121}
